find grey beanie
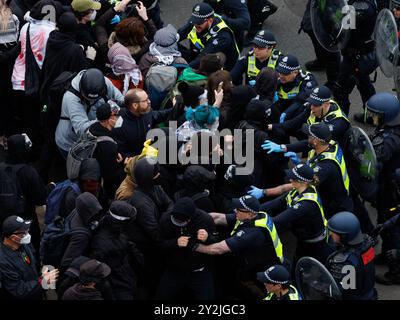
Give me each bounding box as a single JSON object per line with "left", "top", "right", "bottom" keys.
{"left": 154, "top": 24, "right": 180, "bottom": 47}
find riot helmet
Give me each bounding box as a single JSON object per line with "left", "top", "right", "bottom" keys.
{"left": 327, "top": 211, "right": 364, "bottom": 245}
{"left": 365, "top": 92, "right": 400, "bottom": 126}
{"left": 80, "top": 68, "right": 107, "bottom": 102}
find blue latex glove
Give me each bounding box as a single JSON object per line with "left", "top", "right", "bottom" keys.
{"left": 273, "top": 91, "right": 279, "bottom": 103}
{"left": 248, "top": 80, "right": 256, "bottom": 87}
{"left": 261, "top": 140, "right": 284, "bottom": 154}
{"left": 247, "top": 186, "right": 264, "bottom": 199}
{"left": 284, "top": 152, "right": 301, "bottom": 165}
{"left": 111, "top": 14, "right": 121, "bottom": 25}
{"left": 279, "top": 112, "right": 286, "bottom": 124}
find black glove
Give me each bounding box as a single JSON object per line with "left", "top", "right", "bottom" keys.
{"left": 385, "top": 249, "right": 400, "bottom": 263}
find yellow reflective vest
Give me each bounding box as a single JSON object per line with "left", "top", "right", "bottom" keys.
{"left": 307, "top": 100, "right": 350, "bottom": 125}
{"left": 264, "top": 285, "right": 301, "bottom": 300}
{"left": 247, "top": 49, "right": 281, "bottom": 78}
{"left": 187, "top": 15, "right": 240, "bottom": 55}
{"left": 308, "top": 143, "right": 350, "bottom": 194}
{"left": 286, "top": 186, "right": 327, "bottom": 227}
{"left": 230, "top": 212, "right": 284, "bottom": 263}
{"left": 277, "top": 71, "right": 311, "bottom": 100}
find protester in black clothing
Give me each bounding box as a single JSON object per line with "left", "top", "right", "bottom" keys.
{"left": 91, "top": 201, "right": 144, "bottom": 300}
{"left": 0, "top": 215, "right": 58, "bottom": 300}
{"left": 156, "top": 197, "right": 218, "bottom": 300}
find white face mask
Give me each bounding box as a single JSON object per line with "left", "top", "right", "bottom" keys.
{"left": 114, "top": 116, "right": 123, "bottom": 128}
{"left": 19, "top": 233, "right": 31, "bottom": 245}
{"left": 88, "top": 10, "right": 97, "bottom": 21}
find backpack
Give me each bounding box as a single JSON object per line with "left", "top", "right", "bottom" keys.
{"left": 45, "top": 179, "right": 81, "bottom": 225}
{"left": 40, "top": 213, "right": 90, "bottom": 268}
{"left": 0, "top": 163, "right": 26, "bottom": 223}
{"left": 45, "top": 71, "right": 79, "bottom": 136}
{"left": 66, "top": 133, "right": 117, "bottom": 180}
{"left": 145, "top": 62, "right": 188, "bottom": 110}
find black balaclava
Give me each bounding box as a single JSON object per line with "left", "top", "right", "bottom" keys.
{"left": 6, "top": 134, "right": 31, "bottom": 164}
{"left": 58, "top": 11, "right": 78, "bottom": 37}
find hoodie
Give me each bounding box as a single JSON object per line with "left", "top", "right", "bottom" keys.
{"left": 61, "top": 192, "right": 103, "bottom": 269}
{"left": 55, "top": 69, "right": 124, "bottom": 152}
{"left": 127, "top": 158, "right": 174, "bottom": 250}
{"left": 40, "top": 12, "right": 91, "bottom": 104}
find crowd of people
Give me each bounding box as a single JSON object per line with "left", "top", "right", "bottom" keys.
{"left": 0, "top": 0, "right": 400, "bottom": 301}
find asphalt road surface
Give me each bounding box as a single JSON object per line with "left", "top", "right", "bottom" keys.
{"left": 159, "top": 0, "right": 400, "bottom": 300}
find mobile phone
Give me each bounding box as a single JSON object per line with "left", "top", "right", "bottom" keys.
{"left": 217, "top": 81, "right": 223, "bottom": 92}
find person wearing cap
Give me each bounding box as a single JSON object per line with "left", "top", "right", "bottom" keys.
{"left": 267, "top": 85, "right": 351, "bottom": 150}
{"left": 325, "top": 211, "right": 377, "bottom": 300}
{"left": 55, "top": 68, "right": 124, "bottom": 157}
{"left": 0, "top": 215, "right": 59, "bottom": 300}
{"left": 90, "top": 201, "right": 143, "bottom": 300}
{"left": 177, "top": 2, "right": 240, "bottom": 71}
{"left": 203, "top": 0, "right": 251, "bottom": 46}
{"left": 230, "top": 29, "right": 283, "bottom": 86}
{"left": 197, "top": 195, "right": 284, "bottom": 299}
{"left": 274, "top": 54, "right": 318, "bottom": 123}
{"left": 156, "top": 197, "right": 218, "bottom": 300}
{"left": 260, "top": 163, "right": 333, "bottom": 264}
{"left": 87, "top": 102, "right": 126, "bottom": 199}
{"left": 257, "top": 264, "right": 301, "bottom": 300}
{"left": 62, "top": 258, "right": 112, "bottom": 300}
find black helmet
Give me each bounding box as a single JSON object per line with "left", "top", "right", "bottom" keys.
{"left": 365, "top": 92, "right": 400, "bottom": 126}
{"left": 80, "top": 69, "right": 107, "bottom": 100}
{"left": 327, "top": 211, "right": 363, "bottom": 245}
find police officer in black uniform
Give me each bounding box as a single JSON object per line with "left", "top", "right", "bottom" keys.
{"left": 203, "top": 0, "right": 251, "bottom": 47}
{"left": 257, "top": 264, "right": 301, "bottom": 300}
{"left": 365, "top": 92, "right": 400, "bottom": 269}
{"left": 333, "top": 0, "right": 378, "bottom": 118}
{"left": 195, "top": 195, "right": 283, "bottom": 299}
{"left": 268, "top": 85, "right": 351, "bottom": 150}
{"left": 178, "top": 2, "right": 240, "bottom": 71}
{"left": 326, "top": 211, "right": 377, "bottom": 300}
{"left": 261, "top": 164, "right": 333, "bottom": 265}
{"left": 274, "top": 54, "right": 318, "bottom": 122}
{"left": 230, "top": 30, "right": 283, "bottom": 85}
{"left": 299, "top": 0, "right": 341, "bottom": 87}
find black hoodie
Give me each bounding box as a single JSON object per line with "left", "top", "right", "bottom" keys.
{"left": 127, "top": 158, "right": 174, "bottom": 250}
{"left": 61, "top": 192, "right": 103, "bottom": 269}
{"left": 40, "top": 12, "right": 91, "bottom": 105}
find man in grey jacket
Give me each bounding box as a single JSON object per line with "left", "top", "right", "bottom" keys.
{"left": 55, "top": 68, "right": 124, "bottom": 157}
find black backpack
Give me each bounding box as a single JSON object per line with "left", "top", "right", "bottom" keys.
{"left": 0, "top": 163, "right": 26, "bottom": 224}
{"left": 45, "top": 71, "right": 79, "bottom": 136}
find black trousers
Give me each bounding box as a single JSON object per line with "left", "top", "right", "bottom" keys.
{"left": 156, "top": 267, "right": 215, "bottom": 300}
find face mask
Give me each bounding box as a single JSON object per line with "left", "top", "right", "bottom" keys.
{"left": 19, "top": 233, "right": 31, "bottom": 245}
{"left": 114, "top": 116, "right": 123, "bottom": 128}
{"left": 88, "top": 10, "right": 97, "bottom": 21}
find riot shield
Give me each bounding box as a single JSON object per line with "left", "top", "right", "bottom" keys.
{"left": 343, "top": 126, "right": 378, "bottom": 202}
{"left": 284, "top": 0, "right": 309, "bottom": 17}
{"left": 310, "top": 0, "right": 351, "bottom": 52}
{"left": 373, "top": 8, "right": 399, "bottom": 78}
{"left": 295, "top": 257, "right": 342, "bottom": 300}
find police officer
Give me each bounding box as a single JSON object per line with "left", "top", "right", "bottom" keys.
{"left": 257, "top": 264, "right": 301, "bottom": 300}
{"left": 299, "top": 0, "right": 341, "bottom": 87}
{"left": 178, "top": 2, "right": 240, "bottom": 71}
{"left": 203, "top": 0, "right": 251, "bottom": 46}
{"left": 261, "top": 164, "right": 332, "bottom": 265}
{"left": 197, "top": 195, "right": 283, "bottom": 299}
{"left": 326, "top": 212, "right": 377, "bottom": 300}
{"left": 333, "top": 0, "right": 378, "bottom": 118}
{"left": 268, "top": 85, "right": 351, "bottom": 150}
{"left": 365, "top": 93, "right": 400, "bottom": 266}
{"left": 262, "top": 123, "right": 353, "bottom": 219}
{"left": 274, "top": 54, "right": 318, "bottom": 122}
{"left": 230, "top": 30, "right": 283, "bottom": 85}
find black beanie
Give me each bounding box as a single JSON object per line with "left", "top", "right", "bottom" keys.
{"left": 58, "top": 12, "right": 78, "bottom": 35}
{"left": 246, "top": 99, "right": 273, "bottom": 122}
{"left": 171, "top": 197, "right": 196, "bottom": 222}
{"left": 178, "top": 81, "right": 206, "bottom": 108}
